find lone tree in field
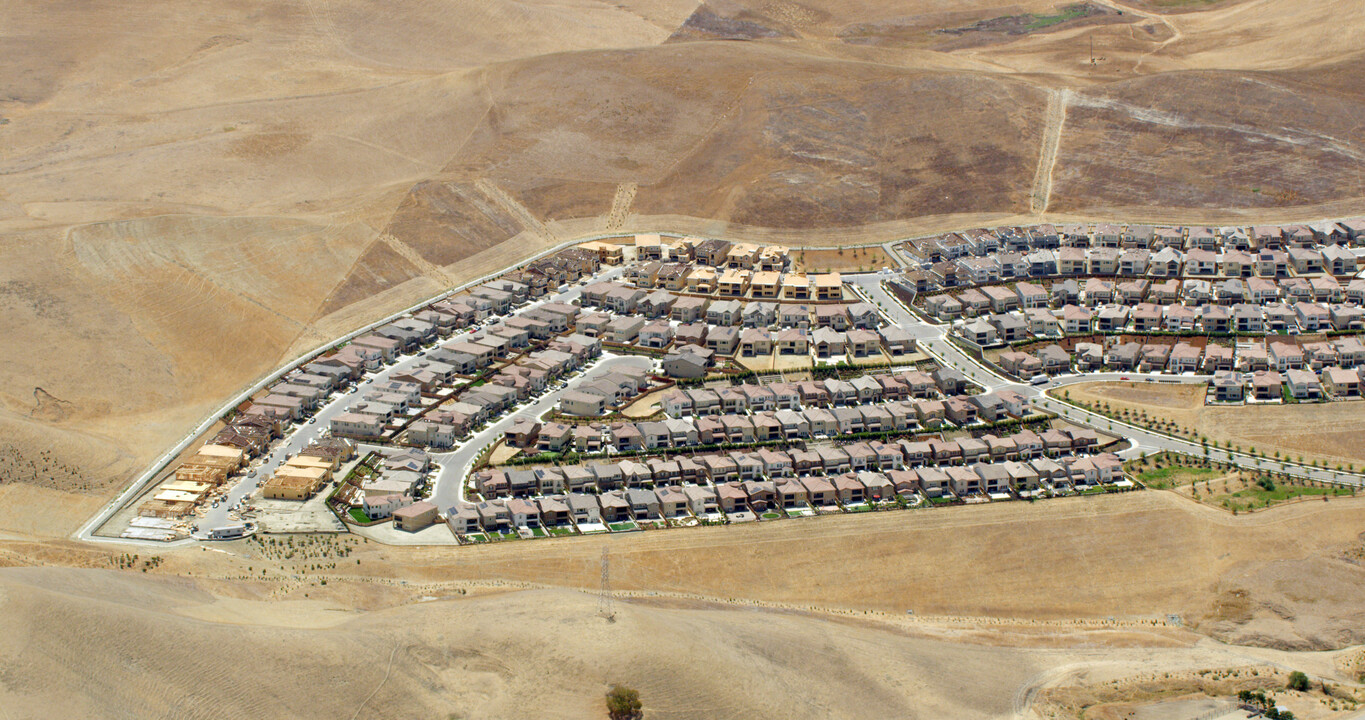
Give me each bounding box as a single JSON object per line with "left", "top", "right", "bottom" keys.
{"left": 606, "top": 685, "right": 643, "bottom": 720}
{"left": 1287, "top": 671, "right": 1310, "bottom": 692}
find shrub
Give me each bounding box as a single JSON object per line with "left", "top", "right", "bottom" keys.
{"left": 1287, "top": 670, "right": 1310, "bottom": 691}
{"left": 606, "top": 685, "right": 643, "bottom": 720}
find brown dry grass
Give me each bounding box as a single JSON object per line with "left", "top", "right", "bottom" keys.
{"left": 355, "top": 491, "right": 1365, "bottom": 635}
{"left": 0, "top": 486, "right": 1361, "bottom": 715}
{"left": 11, "top": 560, "right": 1346, "bottom": 720}
{"left": 792, "top": 247, "right": 894, "bottom": 273}
{"left": 620, "top": 388, "right": 669, "bottom": 418}
{"left": 0, "top": 566, "right": 1046, "bottom": 719}
{"left": 1066, "top": 381, "right": 1365, "bottom": 466}
{"left": 4, "top": 490, "right": 1365, "bottom": 712}
{"left": 1038, "top": 666, "right": 1359, "bottom": 720}
{"left": 5, "top": 1, "right": 1365, "bottom": 710}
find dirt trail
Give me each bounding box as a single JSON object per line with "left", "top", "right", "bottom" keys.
{"left": 474, "top": 178, "right": 557, "bottom": 243}
{"left": 605, "top": 182, "right": 638, "bottom": 231}
{"left": 377, "top": 233, "right": 452, "bottom": 284}
{"left": 1030, "top": 88, "right": 1070, "bottom": 214}
{"left": 1092, "top": 0, "right": 1184, "bottom": 72}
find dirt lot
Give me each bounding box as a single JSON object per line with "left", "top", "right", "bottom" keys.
{"left": 1065, "top": 381, "right": 1365, "bottom": 466}
{"left": 620, "top": 388, "right": 669, "bottom": 418}
{"left": 488, "top": 442, "right": 522, "bottom": 466}
{"left": 792, "top": 247, "right": 894, "bottom": 273}
{"left": 738, "top": 351, "right": 815, "bottom": 373}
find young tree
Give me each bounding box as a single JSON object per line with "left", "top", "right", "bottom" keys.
{"left": 606, "top": 685, "right": 643, "bottom": 720}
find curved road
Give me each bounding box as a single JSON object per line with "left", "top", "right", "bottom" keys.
{"left": 85, "top": 257, "right": 1362, "bottom": 547}
{"left": 849, "top": 274, "right": 1365, "bottom": 488}
{"left": 425, "top": 354, "right": 655, "bottom": 511}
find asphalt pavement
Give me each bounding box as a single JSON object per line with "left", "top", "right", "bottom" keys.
{"left": 90, "top": 262, "right": 1363, "bottom": 546}
{"left": 425, "top": 353, "right": 655, "bottom": 511}
{"left": 184, "top": 267, "right": 632, "bottom": 536}
{"left": 850, "top": 274, "right": 1365, "bottom": 487}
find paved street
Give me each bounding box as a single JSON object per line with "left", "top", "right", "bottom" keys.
{"left": 425, "top": 353, "right": 655, "bottom": 511}
{"left": 91, "top": 260, "right": 1364, "bottom": 546}
{"left": 191, "top": 266, "right": 1365, "bottom": 538}
{"left": 188, "top": 266, "right": 630, "bottom": 536}
{"left": 849, "top": 274, "right": 1365, "bottom": 487}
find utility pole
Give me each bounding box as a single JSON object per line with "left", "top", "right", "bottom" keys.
{"left": 598, "top": 546, "right": 615, "bottom": 622}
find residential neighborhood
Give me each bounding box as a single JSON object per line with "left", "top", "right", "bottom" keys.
{"left": 105, "top": 221, "right": 1365, "bottom": 544}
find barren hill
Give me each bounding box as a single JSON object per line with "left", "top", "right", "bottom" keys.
{"left": 0, "top": 567, "right": 1051, "bottom": 719}
{"left": 0, "top": 560, "right": 1358, "bottom": 720}
{"left": 3, "top": 0, "right": 1365, "bottom": 533}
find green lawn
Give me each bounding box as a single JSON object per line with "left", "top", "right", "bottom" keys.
{"left": 1135, "top": 464, "right": 1223, "bottom": 490}
{"left": 1219, "top": 482, "right": 1351, "bottom": 511}
{"left": 761, "top": 511, "right": 782, "bottom": 520}
{"left": 347, "top": 508, "right": 371, "bottom": 524}
{"left": 462, "top": 534, "right": 489, "bottom": 544}
{"left": 547, "top": 526, "right": 577, "bottom": 536}
{"left": 608, "top": 521, "right": 636, "bottom": 532}
{"left": 1026, "top": 5, "right": 1087, "bottom": 29}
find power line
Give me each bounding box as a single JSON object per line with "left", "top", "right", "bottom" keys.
{"left": 598, "top": 546, "right": 615, "bottom": 622}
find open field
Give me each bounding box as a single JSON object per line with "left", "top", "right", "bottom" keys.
{"left": 3, "top": 562, "right": 1360, "bottom": 720}
{"left": 0, "top": 490, "right": 1361, "bottom": 716}
{"left": 200, "top": 490, "right": 1365, "bottom": 650}
{"left": 792, "top": 247, "right": 894, "bottom": 273}
{"left": 0, "top": 489, "right": 1360, "bottom": 714}
{"left": 1065, "top": 381, "right": 1365, "bottom": 467}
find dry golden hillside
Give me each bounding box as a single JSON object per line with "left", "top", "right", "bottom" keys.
{"left": 0, "top": 489, "right": 1361, "bottom": 716}
{"left": 0, "top": 568, "right": 1051, "bottom": 719}
{"left": 0, "top": 559, "right": 1358, "bottom": 720}
{"left": 3, "top": 0, "right": 1365, "bottom": 531}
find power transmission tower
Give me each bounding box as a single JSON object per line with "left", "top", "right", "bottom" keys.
{"left": 598, "top": 546, "right": 615, "bottom": 622}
